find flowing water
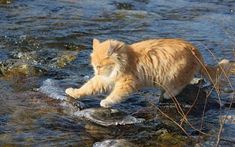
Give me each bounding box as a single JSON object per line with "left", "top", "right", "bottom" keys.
{"left": 0, "top": 0, "right": 235, "bottom": 146}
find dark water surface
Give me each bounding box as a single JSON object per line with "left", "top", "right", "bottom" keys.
{"left": 0, "top": 0, "right": 235, "bottom": 146}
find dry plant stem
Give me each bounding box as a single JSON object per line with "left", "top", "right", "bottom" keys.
{"left": 200, "top": 43, "right": 234, "bottom": 146}
{"left": 200, "top": 43, "right": 233, "bottom": 93}
{"left": 180, "top": 86, "right": 201, "bottom": 126}
{"left": 191, "top": 49, "right": 221, "bottom": 99}
{"left": 215, "top": 20, "right": 235, "bottom": 146}
{"left": 151, "top": 103, "right": 190, "bottom": 137}
{"left": 155, "top": 83, "right": 210, "bottom": 136}
{"left": 199, "top": 91, "right": 209, "bottom": 134}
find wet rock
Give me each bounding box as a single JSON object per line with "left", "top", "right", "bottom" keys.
{"left": 64, "top": 43, "right": 86, "bottom": 51}
{"left": 32, "top": 49, "right": 78, "bottom": 68}
{"left": 13, "top": 35, "right": 41, "bottom": 52}
{"left": 223, "top": 87, "right": 234, "bottom": 94}
{"left": 156, "top": 132, "right": 189, "bottom": 146}
{"left": 39, "top": 79, "right": 69, "bottom": 101}
{"left": 0, "top": 59, "right": 43, "bottom": 77}
{"left": 60, "top": 101, "right": 86, "bottom": 115}
{"left": 55, "top": 51, "right": 78, "bottom": 68}
{"left": 74, "top": 108, "right": 145, "bottom": 126}
{"left": 1, "top": 48, "right": 78, "bottom": 77}
{"left": 132, "top": 107, "right": 157, "bottom": 120}
{"left": 114, "top": 2, "right": 134, "bottom": 10}
{"left": 9, "top": 50, "right": 37, "bottom": 61}
{"left": 159, "top": 84, "right": 221, "bottom": 116}
{"left": 93, "top": 139, "right": 136, "bottom": 147}
{"left": 39, "top": 78, "right": 86, "bottom": 113}
{"left": 0, "top": 0, "right": 11, "bottom": 4}
{"left": 190, "top": 77, "right": 204, "bottom": 85}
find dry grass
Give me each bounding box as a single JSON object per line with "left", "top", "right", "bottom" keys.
{"left": 148, "top": 47, "right": 234, "bottom": 146}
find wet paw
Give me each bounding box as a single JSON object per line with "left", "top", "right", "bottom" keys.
{"left": 100, "top": 99, "right": 114, "bottom": 108}
{"left": 65, "top": 88, "right": 81, "bottom": 99}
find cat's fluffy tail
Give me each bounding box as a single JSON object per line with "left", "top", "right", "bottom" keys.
{"left": 201, "top": 59, "right": 235, "bottom": 88}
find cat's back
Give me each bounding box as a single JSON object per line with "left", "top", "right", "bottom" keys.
{"left": 131, "top": 38, "right": 195, "bottom": 53}
{"left": 129, "top": 38, "right": 203, "bottom": 88}
{"left": 130, "top": 38, "right": 203, "bottom": 63}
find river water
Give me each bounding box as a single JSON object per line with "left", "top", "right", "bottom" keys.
{"left": 0, "top": 0, "right": 234, "bottom": 146}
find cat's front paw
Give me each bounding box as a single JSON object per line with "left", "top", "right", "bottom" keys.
{"left": 65, "top": 88, "right": 81, "bottom": 99}
{"left": 100, "top": 99, "right": 115, "bottom": 108}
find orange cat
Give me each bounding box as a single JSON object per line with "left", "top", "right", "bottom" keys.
{"left": 65, "top": 38, "right": 233, "bottom": 108}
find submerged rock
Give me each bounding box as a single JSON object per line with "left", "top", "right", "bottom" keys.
{"left": 39, "top": 79, "right": 68, "bottom": 100}
{"left": 156, "top": 132, "right": 189, "bottom": 146}
{"left": 93, "top": 139, "right": 136, "bottom": 147}
{"left": 55, "top": 51, "right": 78, "bottom": 68}
{"left": 74, "top": 108, "right": 145, "bottom": 126}
{"left": 114, "top": 2, "right": 134, "bottom": 10}
{"left": 60, "top": 100, "right": 86, "bottom": 115}
{"left": 39, "top": 78, "right": 86, "bottom": 113}
{"left": 0, "top": 0, "right": 11, "bottom": 4}
{"left": 0, "top": 59, "right": 43, "bottom": 77}
{"left": 159, "top": 84, "right": 221, "bottom": 116}
{"left": 0, "top": 48, "right": 78, "bottom": 78}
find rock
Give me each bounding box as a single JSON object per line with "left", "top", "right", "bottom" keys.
{"left": 1, "top": 48, "right": 78, "bottom": 77}
{"left": 114, "top": 2, "right": 134, "bottom": 10}
{"left": 0, "top": 0, "right": 11, "bottom": 4}
{"left": 39, "top": 78, "right": 86, "bottom": 113}
{"left": 39, "top": 79, "right": 68, "bottom": 100}
{"left": 93, "top": 139, "right": 136, "bottom": 147}
{"left": 74, "top": 108, "right": 145, "bottom": 126}
{"left": 64, "top": 43, "right": 86, "bottom": 51}
{"left": 55, "top": 51, "right": 78, "bottom": 68}
{"left": 0, "top": 59, "right": 43, "bottom": 77}
{"left": 190, "top": 77, "right": 204, "bottom": 85}
{"left": 159, "top": 84, "right": 221, "bottom": 116}
{"left": 60, "top": 101, "right": 86, "bottom": 115}
{"left": 156, "top": 132, "right": 188, "bottom": 146}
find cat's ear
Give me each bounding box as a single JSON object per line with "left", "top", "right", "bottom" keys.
{"left": 107, "top": 40, "right": 125, "bottom": 56}
{"left": 93, "top": 38, "right": 100, "bottom": 49}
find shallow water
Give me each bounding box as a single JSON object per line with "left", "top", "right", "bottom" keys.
{"left": 0, "top": 0, "right": 235, "bottom": 146}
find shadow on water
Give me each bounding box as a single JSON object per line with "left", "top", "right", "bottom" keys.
{"left": 0, "top": 0, "right": 235, "bottom": 146}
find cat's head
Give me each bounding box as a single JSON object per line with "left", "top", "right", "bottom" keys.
{"left": 90, "top": 39, "right": 129, "bottom": 77}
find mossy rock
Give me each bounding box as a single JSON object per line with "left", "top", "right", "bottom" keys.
{"left": 157, "top": 132, "right": 189, "bottom": 146}
{"left": 0, "top": 0, "right": 11, "bottom": 4}
{"left": 0, "top": 59, "right": 43, "bottom": 78}
{"left": 56, "top": 51, "right": 77, "bottom": 68}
